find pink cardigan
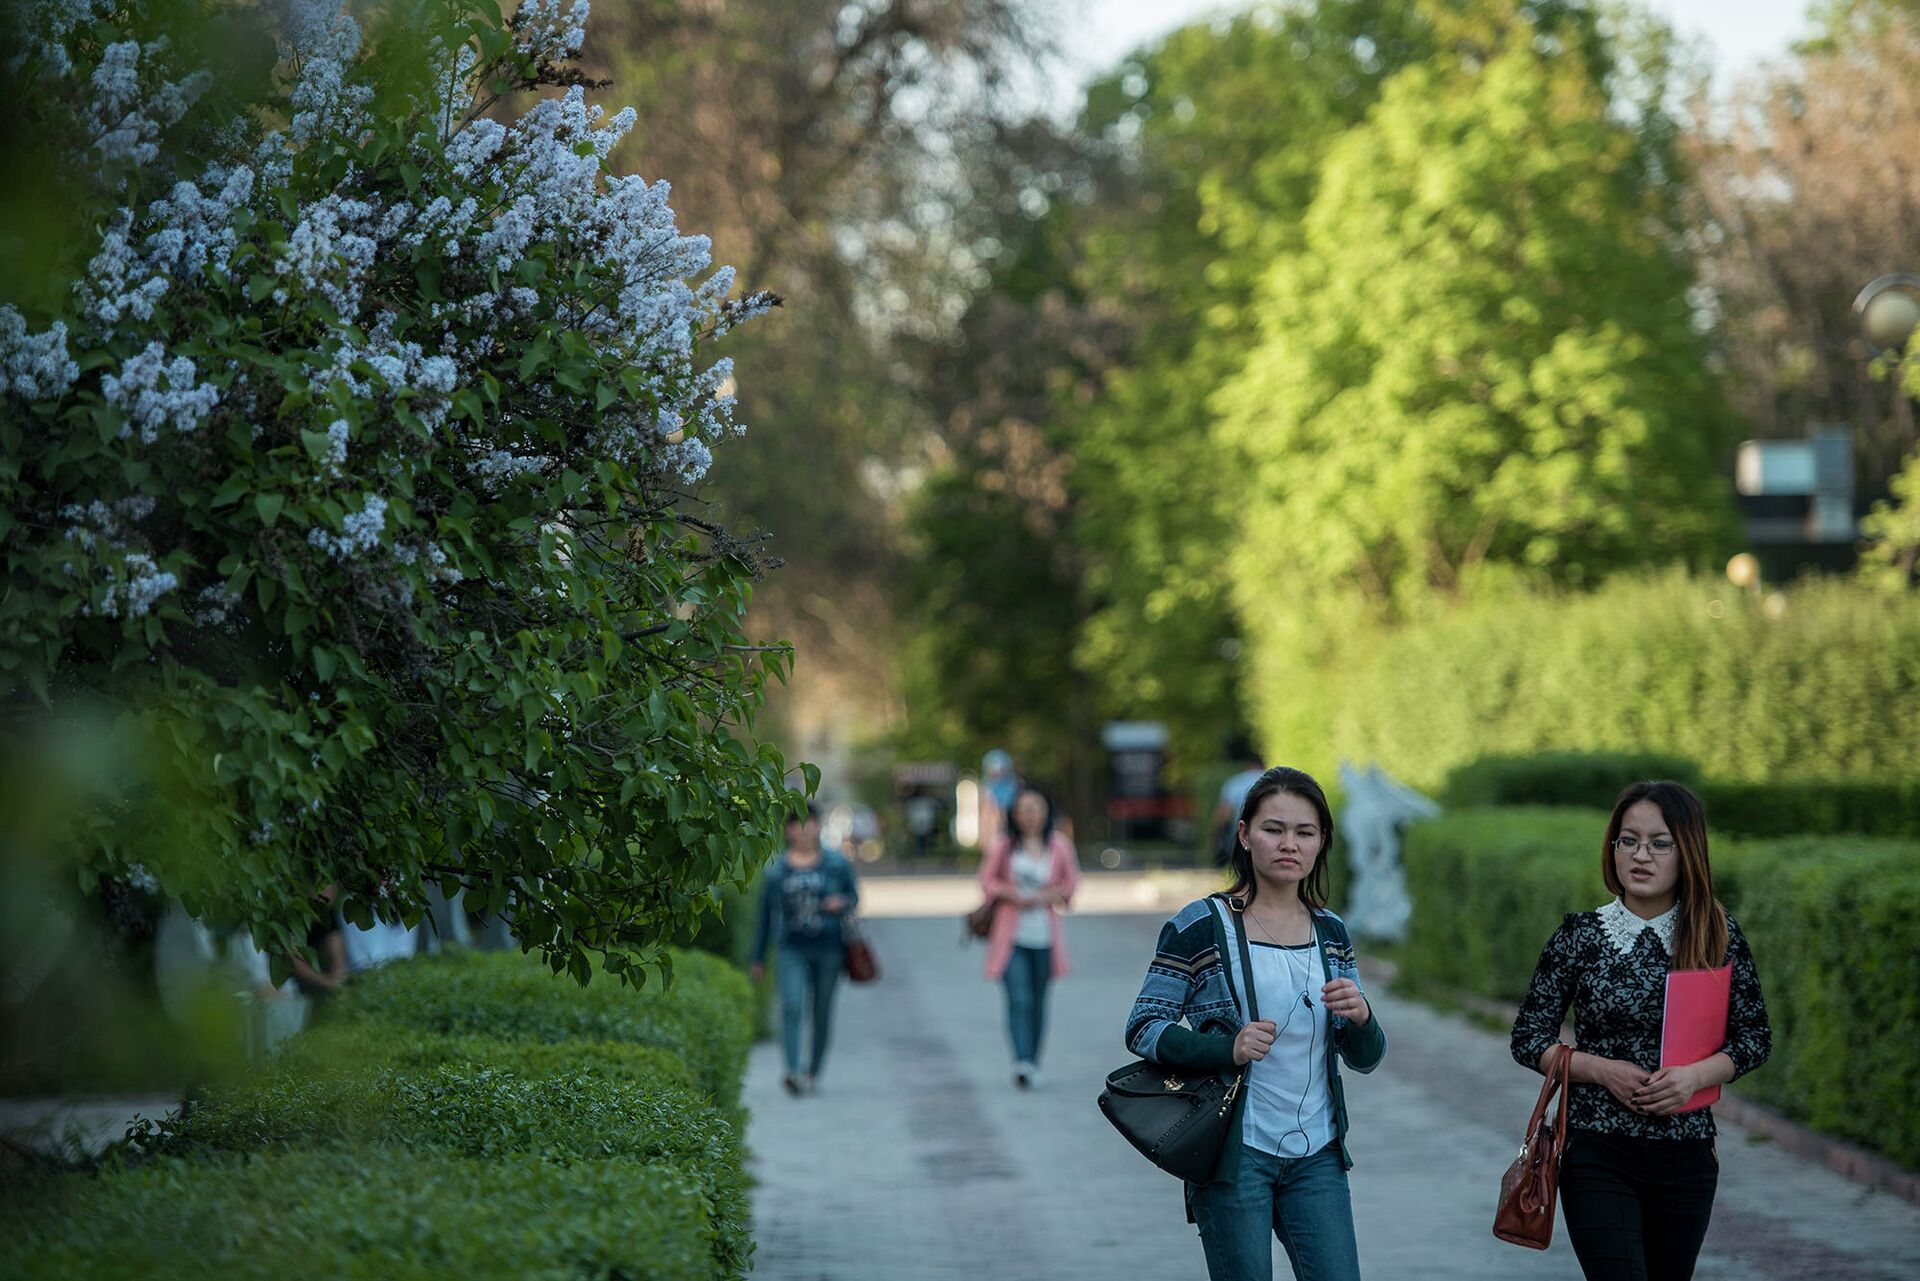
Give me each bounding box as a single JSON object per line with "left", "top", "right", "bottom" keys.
{"left": 977, "top": 831, "right": 1080, "bottom": 980}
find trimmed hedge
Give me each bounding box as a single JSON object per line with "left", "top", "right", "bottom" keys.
{"left": 1443, "top": 752, "right": 1702, "bottom": 809}
{"left": 1402, "top": 809, "right": 1920, "bottom": 1169}
{"left": 0, "top": 1151, "right": 714, "bottom": 1280}
{"left": 327, "top": 946, "right": 754, "bottom": 1107}
{"left": 1438, "top": 751, "right": 1920, "bottom": 840}
{"left": 275, "top": 1022, "right": 698, "bottom": 1093}
{"left": 1254, "top": 572, "right": 1920, "bottom": 792}
{"left": 5, "top": 945, "right": 760, "bottom": 1279}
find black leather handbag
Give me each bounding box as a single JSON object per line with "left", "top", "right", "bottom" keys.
{"left": 1098, "top": 894, "right": 1259, "bottom": 1183}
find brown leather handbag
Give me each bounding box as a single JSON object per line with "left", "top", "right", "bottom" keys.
{"left": 1494, "top": 1043, "right": 1573, "bottom": 1249}
{"left": 962, "top": 899, "right": 995, "bottom": 941}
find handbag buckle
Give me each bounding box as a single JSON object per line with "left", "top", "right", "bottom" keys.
{"left": 1163, "top": 1076, "right": 1184, "bottom": 1091}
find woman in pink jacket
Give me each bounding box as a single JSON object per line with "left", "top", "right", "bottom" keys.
{"left": 978, "top": 784, "right": 1081, "bottom": 1088}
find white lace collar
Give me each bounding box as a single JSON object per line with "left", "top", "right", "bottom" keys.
{"left": 1596, "top": 898, "right": 1678, "bottom": 957}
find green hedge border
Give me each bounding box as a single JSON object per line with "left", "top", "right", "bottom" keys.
{"left": 2, "top": 947, "right": 759, "bottom": 1280}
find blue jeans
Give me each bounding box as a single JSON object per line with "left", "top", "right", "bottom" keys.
{"left": 777, "top": 941, "right": 842, "bottom": 1076}
{"left": 1001, "top": 944, "right": 1051, "bottom": 1064}
{"left": 1192, "top": 1142, "right": 1361, "bottom": 1281}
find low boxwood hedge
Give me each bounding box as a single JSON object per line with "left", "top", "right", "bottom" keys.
{"left": 7, "top": 942, "right": 762, "bottom": 1279}
{"left": 1401, "top": 808, "right": 1920, "bottom": 1169}
{"left": 1, "top": 1150, "right": 714, "bottom": 1280}
{"left": 276, "top": 1022, "right": 698, "bottom": 1093}
{"left": 328, "top": 947, "right": 754, "bottom": 1107}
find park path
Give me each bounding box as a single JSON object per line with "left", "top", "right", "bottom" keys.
{"left": 743, "top": 898, "right": 1919, "bottom": 1280}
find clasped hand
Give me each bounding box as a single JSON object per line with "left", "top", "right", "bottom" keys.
{"left": 1601, "top": 1060, "right": 1702, "bottom": 1116}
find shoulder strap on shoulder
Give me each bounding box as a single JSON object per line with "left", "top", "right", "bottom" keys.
{"left": 1208, "top": 894, "right": 1261, "bottom": 1023}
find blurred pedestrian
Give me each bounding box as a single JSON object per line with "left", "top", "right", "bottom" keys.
{"left": 1510, "top": 781, "right": 1770, "bottom": 1281}
{"left": 978, "top": 783, "right": 1079, "bottom": 1088}
{"left": 288, "top": 884, "right": 348, "bottom": 1001}
{"left": 980, "top": 748, "right": 1021, "bottom": 849}
{"left": 1209, "top": 737, "right": 1265, "bottom": 866}
{"left": 1125, "top": 766, "right": 1385, "bottom": 1281}
{"left": 751, "top": 804, "right": 860, "bottom": 1095}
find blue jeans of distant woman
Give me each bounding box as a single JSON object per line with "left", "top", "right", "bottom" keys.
{"left": 1192, "top": 1141, "right": 1362, "bottom": 1281}
{"left": 1002, "top": 944, "right": 1051, "bottom": 1064}
{"left": 777, "top": 940, "right": 842, "bottom": 1077}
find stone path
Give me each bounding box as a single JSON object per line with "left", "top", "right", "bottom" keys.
{"left": 744, "top": 907, "right": 1920, "bottom": 1279}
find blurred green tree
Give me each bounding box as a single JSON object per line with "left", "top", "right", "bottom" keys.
{"left": 1217, "top": 6, "right": 1737, "bottom": 752}
{"left": 1066, "top": 2, "right": 1435, "bottom": 775}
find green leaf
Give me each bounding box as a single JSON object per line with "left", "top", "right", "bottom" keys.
{"left": 255, "top": 493, "right": 286, "bottom": 526}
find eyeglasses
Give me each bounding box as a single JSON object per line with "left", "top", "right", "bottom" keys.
{"left": 1612, "top": 834, "right": 1675, "bottom": 857}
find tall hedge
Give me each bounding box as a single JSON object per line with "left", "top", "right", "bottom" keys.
{"left": 1258, "top": 572, "right": 1920, "bottom": 791}
{"left": 1401, "top": 809, "right": 1920, "bottom": 1168}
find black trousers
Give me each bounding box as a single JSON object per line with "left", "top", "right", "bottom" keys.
{"left": 1561, "top": 1130, "right": 1718, "bottom": 1281}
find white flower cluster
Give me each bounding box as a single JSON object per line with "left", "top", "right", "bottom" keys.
{"left": 192, "top": 581, "right": 244, "bottom": 628}
{"left": 322, "top": 418, "right": 350, "bottom": 471}
{"left": 8, "top": 0, "right": 109, "bottom": 76}
{"left": 102, "top": 341, "right": 222, "bottom": 441}
{"left": 0, "top": 307, "right": 79, "bottom": 399}
{"left": 95, "top": 551, "right": 179, "bottom": 618}
{"left": 281, "top": 0, "right": 372, "bottom": 145}
{"left": 22, "top": 0, "right": 766, "bottom": 647}
{"left": 89, "top": 38, "right": 210, "bottom": 168}
{"left": 307, "top": 494, "right": 388, "bottom": 561}
{"left": 514, "top": 0, "right": 591, "bottom": 61}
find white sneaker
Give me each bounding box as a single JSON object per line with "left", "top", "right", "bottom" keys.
{"left": 1027, "top": 1065, "right": 1044, "bottom": 1089}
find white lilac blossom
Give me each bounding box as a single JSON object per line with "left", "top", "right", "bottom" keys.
{"left": 23, "top": 0, "right": 765, "bottom": 649}
{"left": 95, "top": 551, "right": 179, "bottom": 618}
{"left": 88, "top": 39, "right": 210, "bottom": 169}
{"left": 101, "top": 341, "right": 221, "bottom": 441}
{"left": 9, "top": 0, "right": 109, "bottom": 76}
{"left": 192, "top": 581, "right": 244, "bottom": 627}
{"left": 514, "top": 0, "right": 591, "bottom": 60}
{"left": 322, "top": 418, "right": 350, "bottom": 470}
{"left": 275, "top": 194, "right": 381, "bottom": 316}
{"left": 307, "top": 495, "right": 387, "bottom": 560}
{"left": 282, "top": 0, "right": 371, "bottom": 145}
{"left": 0, "top": 308, "right": 79, "bottom": 399}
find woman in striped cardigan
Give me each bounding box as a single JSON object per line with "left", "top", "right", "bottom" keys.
{"left": 1125, "top": 766, "right": 1386, "bottom": 1281}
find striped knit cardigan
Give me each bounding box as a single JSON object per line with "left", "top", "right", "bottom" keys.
{"left": 1124, "top": 895, "right": 1387, "bottom": 1194}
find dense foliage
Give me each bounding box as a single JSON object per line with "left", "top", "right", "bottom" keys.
{"left": 0, "top": 0, "right": 807, "bottom": 982}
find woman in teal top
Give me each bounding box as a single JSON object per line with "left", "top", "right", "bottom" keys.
{"left": 750, "top": 804, "right": 859, "bottom": 1096}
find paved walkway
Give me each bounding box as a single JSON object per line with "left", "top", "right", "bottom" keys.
{"left": 744, "top": 909, "right": 1920, "bottom": 1279}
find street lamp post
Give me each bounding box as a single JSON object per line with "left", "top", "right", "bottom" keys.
{"left": 1854, "top": 273, "right": 1920, "bottom": 443}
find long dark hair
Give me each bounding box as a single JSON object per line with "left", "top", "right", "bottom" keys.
{"left": 1225, "top": 766, "right": 1334, "bottom": 910}
{"left": 1602, "top": 780, "right": 1727, "bottom": 971}
{"left": 1008, "top": 784, "right": 1056, "bottom": 845}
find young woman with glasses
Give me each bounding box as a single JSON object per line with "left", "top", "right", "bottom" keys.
{"left": 1509, "top": 781, "right": 1772, "bottom": 1280}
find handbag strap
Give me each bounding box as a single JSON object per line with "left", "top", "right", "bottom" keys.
{"left": 1525, "top": 1044, "right": 1573, "bottom": 1144}
{"left": 1550, "top": 1043, "right": 1572, "bottom": 1149}
{"left": 1211, "top": 893, "right": 1261, "bottom": 1024}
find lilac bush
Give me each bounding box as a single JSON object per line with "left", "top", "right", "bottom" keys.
{"left": 0, "top": 0, "right": 805, "bottom": 983}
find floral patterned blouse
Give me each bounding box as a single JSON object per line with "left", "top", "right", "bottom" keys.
{"left": 1509, "top": 899, "right": 1771, "bottom": 1140}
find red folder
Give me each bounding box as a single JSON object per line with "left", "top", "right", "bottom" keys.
{"left": 1661, "top": 964, "right": 1732, "bottom": 1112}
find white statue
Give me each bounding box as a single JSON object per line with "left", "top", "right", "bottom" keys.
{"left": 1337, "top": 760, "right": 1440, "bottom": 942}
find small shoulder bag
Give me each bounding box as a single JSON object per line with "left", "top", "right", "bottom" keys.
{"left": 1493, "top": 1043, "right": 1573, "bottom": 1249}
{"left": 1097, "top": 895, "right": 1259, "bottom": 1183}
